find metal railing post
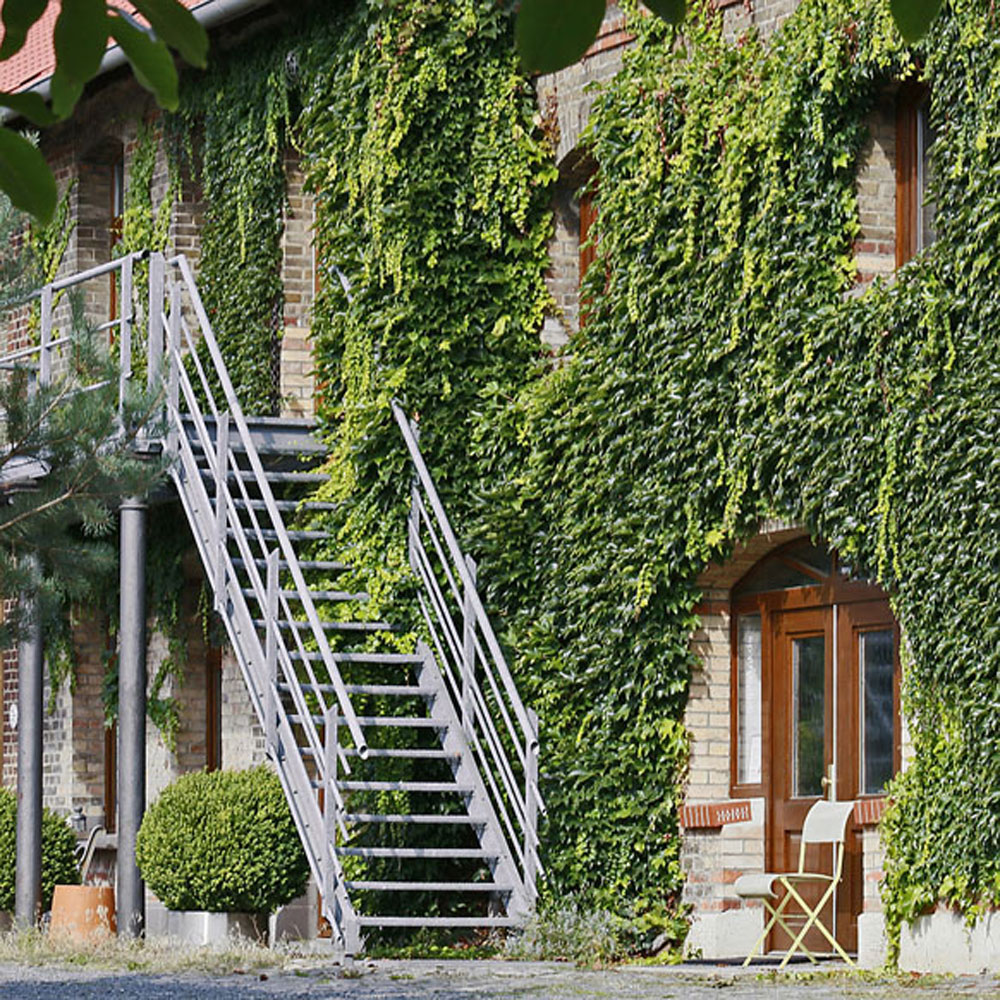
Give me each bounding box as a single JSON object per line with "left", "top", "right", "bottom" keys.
{"left": 524, "top": 707, "right": 539, "bottom": 903}
{"left": 147, "top": 252, "right": 164, "bottom": 389}
{"left": 215, "top": 412, "right": 230, "bottom": 611}
{"left": 118, "top": 254, "right": 133, "bottom": 419}
{"left": 461, "top": 555, "right": 477, "bottom": 738}
{"left": 166, "top": 281, "right": 181, "bottom": 455}
{"left": 265, "top": 548, "right": 278, "bottom": 754}
{"left": 323, "top": 704, "right": 339, "bottom": 917}
{"left": 39, "top": 285, "right": 51, "bottom": 387}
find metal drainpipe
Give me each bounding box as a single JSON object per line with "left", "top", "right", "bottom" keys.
{"left": 14, "top": 553, "right": 43, "bottom": 929}
{"left": 117, "top": 496, "right": 147, "bottom": 938}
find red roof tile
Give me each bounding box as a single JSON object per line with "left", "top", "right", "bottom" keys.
{"left": 0, "top": 0, "right": 206, "bottom": 95}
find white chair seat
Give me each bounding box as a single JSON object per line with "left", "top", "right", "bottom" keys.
{"left": 735, "top": 871, "right": 835, "bottom": 899}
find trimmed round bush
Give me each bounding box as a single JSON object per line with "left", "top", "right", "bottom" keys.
{"left": 0, "top": 787, "right": 80, "bottom": 913}
{"left": 136, "top": 766, "right": 309, "bottom": 914}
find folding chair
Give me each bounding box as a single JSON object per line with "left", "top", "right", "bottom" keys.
{"left": 734, "top": 799, "right": 856, "bottom": 968}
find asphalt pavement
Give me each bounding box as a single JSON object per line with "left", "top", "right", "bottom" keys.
{"left": 1, "top": 959, "right": 999, "bottom": 1000}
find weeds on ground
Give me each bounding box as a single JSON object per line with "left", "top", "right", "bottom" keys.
{"left": 755, "top": 966, "right": 954, "bottom": 988}
{"left": 0, "top": 928, "right": 330, "bottom": 975}
{"left": 503, "top": 904, "right": 669, "bottom": 966}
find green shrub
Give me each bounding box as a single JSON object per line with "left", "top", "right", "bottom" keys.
{"left": 136, "top": 766, "right": 309, "bottom": 914}
{"left": 0, "top": 786, "right": 80, "bottom": 912}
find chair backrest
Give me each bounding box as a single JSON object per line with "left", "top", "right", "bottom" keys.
{"left": 796, "top": 800, "right": 855, "bottom": 877}
{"left": 801, "top": 800, "right": 855, "bottom": 846}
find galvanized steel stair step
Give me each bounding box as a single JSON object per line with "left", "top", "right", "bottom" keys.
{"left": 256, "top": 619, "right": 395, "bottom": 633}
{"left": 200, "top": 467, "right": 328, "bottom": 484}
{"left": 241, "top": 588, "right": 368, "bottom": 602}
{"left": 233, "top": 558, "right": 351, "bottom": 573}
{"left": 356, "top": 916, "right": 518, "bottom": 928}
{"left": 342, "top": 748, "right": 459, "bottom": 759}
{"left": 228, "top": 527, "right": 330, "bottom": 542}
{"left": 283, "top": 652, "right": 423, "bottom": 666}
{"left": 299, "top": 748, "right": 460, "bottom": 761}
{"left": 234, "top": 499, "right": 340, "bottom": 512}
{"left": 356, "top": 716, "right": 448, "bottom": 729}
{"left": 344, "top": 813, "right": 488, "bottom": 825}
{"left": 336, "top": 847, "right": 494, "bottom": 860}
{"left": 344, "top": 881, "right": 513, "bottom": 893}
{"left": 336, "top": 780, "right": 475, "bottom": 793}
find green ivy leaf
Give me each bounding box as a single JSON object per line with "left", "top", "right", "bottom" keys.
{"left": 890, "top": 0, "right": 943, "bottom": 43}
{"left": 0, "top": 92, "right": 57, "bottom": 127}
{"left": 108, "top": 14, "right": 179, "bottom": 111}
{"left": 53, "top": 0, "right": 108, "bottom": 85}
{"left": 49, "top": 71, "right": 84, "bottom": 120}
{"left": 515, "top": 0, "right": 605, "bottom": 75}
{"left": 644, "top": 0, "right": 686, "bottom": 24}
{"left": 132, "top": 0, "right": 209, "bottom": 69}
{"left": 0, "top": 0, "right": 47, "bottom": 60}
{"left": 0, "top": 129, "right": 55, "bottom": 223}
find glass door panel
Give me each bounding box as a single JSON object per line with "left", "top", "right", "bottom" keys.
{"left": 859, "top": 628, "right": 895, "bottom": 795}
{"left": 793, "top": 635, "right": 826, "bottom": 797}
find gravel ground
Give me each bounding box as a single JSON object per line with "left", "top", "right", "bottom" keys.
{"left": 0, "top": 960, "right": 999, "bottom": 1000}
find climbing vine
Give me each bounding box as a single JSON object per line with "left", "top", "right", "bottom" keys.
{"left": 473, "top": 0, "right": 1000, "bottom": 955}
{"left": 165, "top": 0, "right": 1000, "bottom": 954}
{"left": 174, "top": 38, "right": 292, "bottom": 415}
{"left": 294, "top": 0, "right": 554, "bottom": 627}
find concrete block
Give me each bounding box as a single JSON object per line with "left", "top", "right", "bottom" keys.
{"left": 685, "top": 906, "right": 762, "bottom": 960}
{"left": 857, "top": 911, "right": 888, "bottom": 969}
{"left": 147, "top": 905, "right": 267, "bottom": 946}
{"left": 899, "top": 907, "right": 1000, "bottom": 974}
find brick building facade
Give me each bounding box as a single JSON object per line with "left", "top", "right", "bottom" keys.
{"left": 0, "top": 0, "right": 929, "bottom": 962}
{"left": 535, "top": 0, "right": 914, "bottom": 966}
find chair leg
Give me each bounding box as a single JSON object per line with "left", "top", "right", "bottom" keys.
{"left": 779, "top": 882, "right": 854, "bottom": 968}
{"left": 741, "top": 894, "right": 791, "bottom": 967}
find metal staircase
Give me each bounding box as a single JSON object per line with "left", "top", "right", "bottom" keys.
{"left": 146, "top": 252, "right": 543, "bottom": 951}
{"left": 2, "top": 250, "right": 542, "bottom": 951}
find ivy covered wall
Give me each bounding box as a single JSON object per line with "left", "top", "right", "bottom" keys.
{"left": 479, "top": 0, "right": 1000, "bottom": 951}
{"left": 175, "top": 0, "right": 1000, "bottom": 953}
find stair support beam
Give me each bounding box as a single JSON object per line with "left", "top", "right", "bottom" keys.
{"left": 117, "top": 496, "right": 148, "bottom": 938}
{"left": 14, "top": 555, "right": 42, "bottom": 929}
{"left": 214, "top": 412, "right": 229, "bottom": 611}
{"left": 265, "top": 548, "right": 279, "bottom": 757}
{"left": 524, "top": 706, "right": 539, "bottom": 904}
{"left": 147, "top": 253, "right": 164, "bottom": 389}
{"left": 165, "top": 281, "right": 181, "bottom": 457}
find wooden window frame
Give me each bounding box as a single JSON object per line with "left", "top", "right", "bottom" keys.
{"left": 728, "top": 544, "right": 899, "bottom": 800}
{"left": 896, "top": 82, "right": 930, "bottom": 269}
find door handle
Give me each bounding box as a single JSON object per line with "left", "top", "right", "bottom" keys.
{"left": 820, "top": 763, "right": 836, "bottom": 801}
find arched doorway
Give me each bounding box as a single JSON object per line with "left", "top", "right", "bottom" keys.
{"left": 729, "top": 537, "right": 899, "bottom": 954}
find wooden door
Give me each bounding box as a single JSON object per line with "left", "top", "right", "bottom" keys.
{"left": 769, "top": 606, "right": 836, "bottom": 955}
{"left": 834, "top": 600, "right": 899, "bottom": 950}
{"left": 767, "top": 598, "right": 897, "bottom": 956}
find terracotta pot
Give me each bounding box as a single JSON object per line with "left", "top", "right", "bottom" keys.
{"left": 49, "top": 885, "right": 116, "bottom": 941}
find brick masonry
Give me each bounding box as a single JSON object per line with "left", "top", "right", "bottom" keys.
{"left": 0, "top": 0, "right": 911, "bottom": 955}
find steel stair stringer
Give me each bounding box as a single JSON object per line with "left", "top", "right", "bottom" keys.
{"left": 165, "top": 397, "right": 361, "bottom": 951}
{"left": 414, "top": 642, "right": 533, "bottom": 922}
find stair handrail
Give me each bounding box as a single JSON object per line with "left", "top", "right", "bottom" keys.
{"left": 159, "top": 253, "right": 368, "bottom": 760}
{"left": 391, "top": 400, "right": 544, "bottom": 895}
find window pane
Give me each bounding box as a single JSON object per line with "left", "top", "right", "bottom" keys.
{"left": 917, "top": 104, "right": 936, "bottom": 252}
{"left": 737, "top": 614, "right": 762, "bottom": 785}
{"left": 793, "top": 635, "right": 825, "bottom": 797}
{"left": 860, "top": 629, "right": 895, "bottom": 795}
